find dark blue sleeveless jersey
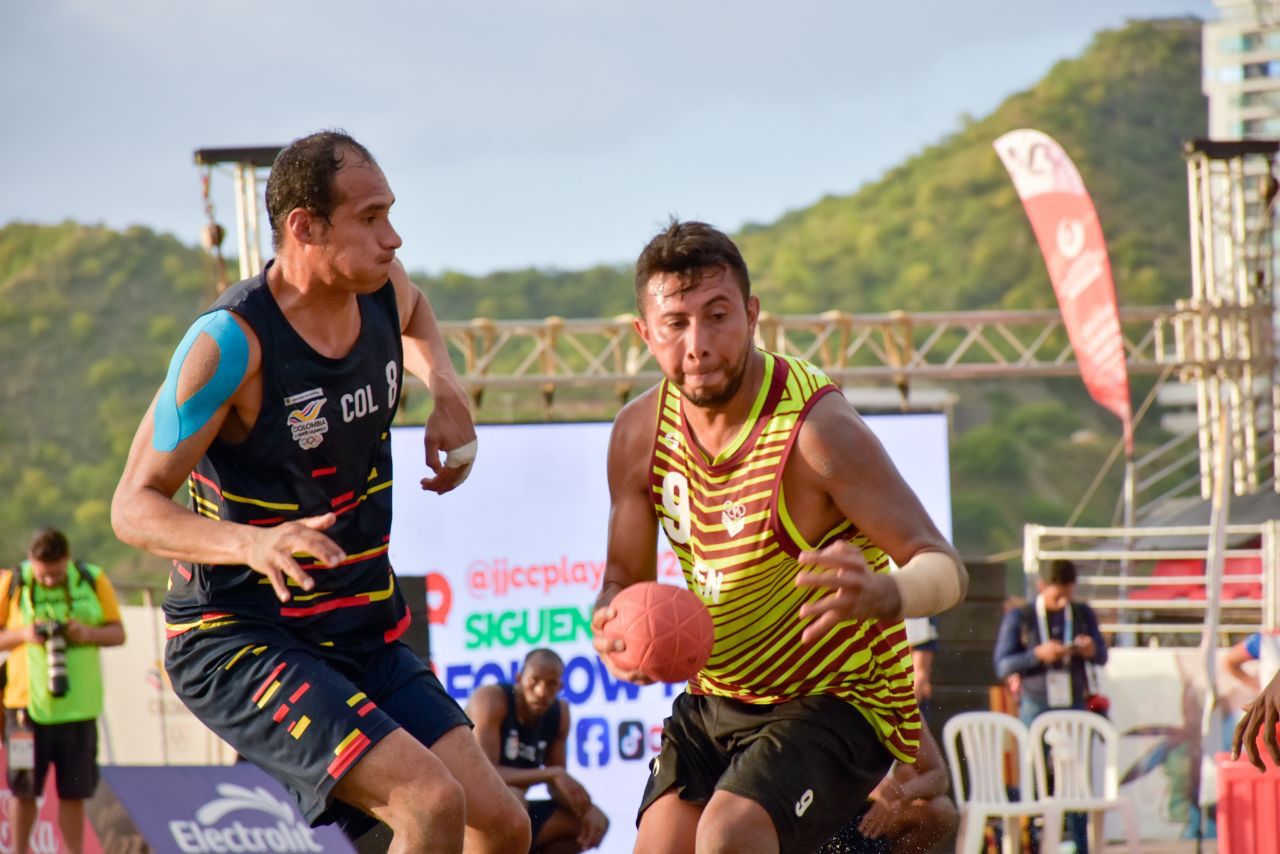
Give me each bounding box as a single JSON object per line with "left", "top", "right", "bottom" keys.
{"left": 498, "top": 683, "right": 561, "bottom": 769}
{"left": 163, "top": 263, "right": 409, "bottom": 652}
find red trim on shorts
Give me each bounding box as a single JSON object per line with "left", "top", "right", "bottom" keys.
{"left": 312, "top": 467, "right": 338, "bottom": 478}
{"left": 331, "top": 491, "right": 355, "bottom": 507}
{"left": 326, "top": 733, "right": 372, "bottom": 779}
{"left": 273, "top": 704, "right": 290, "bottom": 723}
{"left": 248, "top": 517, "right": 286, "bottom": 526}
{"left": 289, "top": 682, "right": 311, "bottom": 703}
{"left": 252, "top": 662, "right": 287, "bottom": 703}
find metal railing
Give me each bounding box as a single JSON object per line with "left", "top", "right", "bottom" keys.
{"left": 436, "top": 306, "right": 1176, "bottom": 398}
{"left": 1024, "top": 521, "right": 1280, "bottom": 641}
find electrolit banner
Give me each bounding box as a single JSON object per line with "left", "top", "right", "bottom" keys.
{"left": 390, "top": 415, "right": 951, "bottom": 853}
{"left": 96, "top": 765, "right": 353, "bottom": 853}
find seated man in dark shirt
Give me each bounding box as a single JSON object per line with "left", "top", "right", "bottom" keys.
{"left": 468, "top": 649, "right": 609, "bottom": 853}
{"left": 818, "top": 722, "right": 956, "bottom": 853}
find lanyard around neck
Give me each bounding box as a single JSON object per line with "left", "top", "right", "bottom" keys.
{"left": 1035, "top": 594, "right": 1072, "bottom": 647}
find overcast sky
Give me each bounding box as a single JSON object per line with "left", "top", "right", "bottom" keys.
{"left": 2, "top": 0, "right": 1216, "bottom": 276}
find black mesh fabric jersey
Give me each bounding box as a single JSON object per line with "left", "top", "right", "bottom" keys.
{"left": 498, "top": 683, "right": 561, "bottom": 770}
{"left": 163, "top": 263, "right": 408, "bottom": 652}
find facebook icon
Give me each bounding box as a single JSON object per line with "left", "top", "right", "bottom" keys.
{"left": 575, "top": 717, "right": 610, "bottom": 767}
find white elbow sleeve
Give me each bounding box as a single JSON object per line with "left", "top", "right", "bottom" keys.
{"left": 892, "top": 551, "right": 966, "bottom": 618}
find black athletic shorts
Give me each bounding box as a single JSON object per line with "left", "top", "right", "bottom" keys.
{"left": 5, "top": 710, "right": 99, "bottom": 800}
{"left": 166, "top": 620, "right": 470, "bottom": 837}
{"left": 639, "top": 692, "right": 893, "bottom": 854}
{"left": 526, "top": 798, "right": 558, "bottom": 845}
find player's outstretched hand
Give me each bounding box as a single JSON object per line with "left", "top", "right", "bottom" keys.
{"left": 246, "top": 513, "right": 344, "bottom": 603}
{"left": 795, "top": 541, "right": 903, "bottom": 644}
{"left": 1233, "top": 669, "right": 1280, "bottom": 771}
{"left": 421, "top": 370, "right": 478, "bottom": 494}
{"left": 590, "top": 604, "right": 654, "bottom": 685}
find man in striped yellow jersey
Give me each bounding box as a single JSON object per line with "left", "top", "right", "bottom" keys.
{"left": 112, "top": 131, "right": 527, "bottom": 854}
{"left": 592, "top": 220, "right": 967, "bottom": 854}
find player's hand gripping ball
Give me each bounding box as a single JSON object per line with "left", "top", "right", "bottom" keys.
{"left": 604, "top": 582, "right": 714, "bottom": 683}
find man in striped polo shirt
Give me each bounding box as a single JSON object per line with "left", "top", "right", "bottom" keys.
{"left": 592, "top": 220, "right": 967, "bottom": 854}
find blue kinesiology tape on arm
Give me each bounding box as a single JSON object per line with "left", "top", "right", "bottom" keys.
{"left": 152, "top": 310, "right": 250, "bottom": 452}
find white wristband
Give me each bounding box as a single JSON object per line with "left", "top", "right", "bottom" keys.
{"left": 444, "top": 439, "right": 478, "bottom": 469}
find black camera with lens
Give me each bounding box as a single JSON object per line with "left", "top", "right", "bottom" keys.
{"left": 32, "top": 620, "right": 69, "bottom": 698}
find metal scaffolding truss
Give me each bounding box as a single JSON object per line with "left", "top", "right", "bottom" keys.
{"left": 191, "top": 144, "right": 1278, "bottom": 507}
{"left": 439, "top": 306, "right": 1177, "bottom": 401}
{"left": 1180, "top": 139, "right": 1280, "bottom": 497}
{"left": 193, "top": 147, "right": 281, "bottom": 286}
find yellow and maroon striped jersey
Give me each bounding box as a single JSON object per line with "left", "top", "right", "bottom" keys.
{"left": 649, "top": 350, "right": 920, "bottom": 761}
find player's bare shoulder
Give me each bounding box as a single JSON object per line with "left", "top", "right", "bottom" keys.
{"left": 465, "top": 682, "right": 507, "bottom": 723}
{"left": 387, "top": 259, "right": 421, "bottom": 326}
{"left": 607, "top": 386, "right": 661, "bottom": 482}
{"left": 160, "top": 309, "right": 265, "bottom": 446}
{"left": 789, "top": 390, "right": 884, "bottom": 484}
{"left": 179, "top": 311, "right": 263, "bottom": 391}
{"left": 613, "top": 385, "right": 661, "bottom": 435}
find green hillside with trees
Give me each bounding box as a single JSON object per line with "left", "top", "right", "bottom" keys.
{"left": 737, "top": 18, "right": 1198, "bottom": 313}
{"left": 0, "top": 223, "right": 210, "bottom": 584}
{"left": 0, "top": 18, "right": 1205, "bottom": 586}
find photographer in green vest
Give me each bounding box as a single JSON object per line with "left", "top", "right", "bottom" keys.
{"left": 0, "top": 528, "right": 125, "bottom": 854}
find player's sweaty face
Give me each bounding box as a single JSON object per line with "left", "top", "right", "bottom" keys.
{"left": 638, "top": 267, "right": 757, "bottom": 409}
{"left": 317, "top": 155, "right": 402, "bottom": 292}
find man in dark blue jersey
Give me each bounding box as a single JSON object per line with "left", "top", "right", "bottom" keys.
{"left": 113, "top": 131, "right": 529, "bottom": 853}
{"left": 467, "top": 649, "right": 610, "bottom": 853}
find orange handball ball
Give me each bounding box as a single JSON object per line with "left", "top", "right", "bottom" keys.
{"left": 605, "top": 582, "right": 714, "bottom": 683}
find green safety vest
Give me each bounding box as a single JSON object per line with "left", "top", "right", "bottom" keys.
{"left": 16, "top": 560, "right": 106, "bottom": 724}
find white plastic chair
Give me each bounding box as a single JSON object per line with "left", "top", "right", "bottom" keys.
{"left": 1028, "top": 710, "right": 1140, "bottom": 853}
{"left": 943, "top": 711, "right": 1062, "bottom": 854}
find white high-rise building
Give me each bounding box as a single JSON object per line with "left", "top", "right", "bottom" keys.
{"left": 1203, "top": 1, "right": 1280, "bottom": 139}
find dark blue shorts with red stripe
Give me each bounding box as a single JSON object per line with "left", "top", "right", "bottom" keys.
{"left": 165, "top": 618, "right": 469, "bottom": 838}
